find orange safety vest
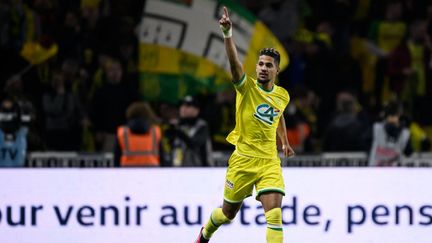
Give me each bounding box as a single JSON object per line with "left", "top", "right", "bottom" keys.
{"left": 117, "top": 125, "right": 161, "bottom": 166}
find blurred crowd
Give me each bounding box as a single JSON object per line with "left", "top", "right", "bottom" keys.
{"left": 0, "top": 0, "right": 431, "bottom": 167}
{"left": 243, "top": 0, "right": 432, "bottom": 155}
{"left": 0, "top": 0, "right": 144, "bottom": 154}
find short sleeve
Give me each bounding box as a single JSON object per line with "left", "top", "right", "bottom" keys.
{"left": 233, "top": 74, "right": 253, "bottom": 94}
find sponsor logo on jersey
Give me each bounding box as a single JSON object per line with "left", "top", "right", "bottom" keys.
{"left": 254, "top": 103, "right": 279, "bottom": 125}
{"left": 225, "top": 179, "right": 234, "bottom": 189}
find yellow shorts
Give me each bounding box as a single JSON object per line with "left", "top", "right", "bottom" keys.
{"left": 223, "top": 150, "right": 285, "bottom": 203}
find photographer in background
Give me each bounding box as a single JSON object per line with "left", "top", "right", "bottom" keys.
{"left": 165, "top": 96, "right": 213, "bottom": 167}
{"left": 369, "top": 102, "right": 412, "bottom": 166}
{"left": 0, "top": 95, "right": 28, "bottom": 167}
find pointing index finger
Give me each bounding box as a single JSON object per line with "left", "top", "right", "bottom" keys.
{"left": 223, "top": 6, "right": 229, "bottom": 18}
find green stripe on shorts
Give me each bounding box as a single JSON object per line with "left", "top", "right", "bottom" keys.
{"left": 256, "top": 188, "right": 285, "bottom": 198}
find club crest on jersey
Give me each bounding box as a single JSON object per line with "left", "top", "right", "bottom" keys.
{"left": 254, "top": 103, "right": 279, "bottom": 125}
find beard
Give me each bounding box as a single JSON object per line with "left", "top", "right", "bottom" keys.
{"left": 257, "top": 78, "right": 270, "bottom": 84}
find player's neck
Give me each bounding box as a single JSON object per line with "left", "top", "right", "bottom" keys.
{"left": 258, "top": 80, "right": 274, "bottom": 92}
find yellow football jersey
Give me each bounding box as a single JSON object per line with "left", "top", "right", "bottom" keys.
{"left": 226, "top": 75, "right": 290, "bottom": 159}
{"left": 376, "top": 21, "right": 406, "bottom": 53}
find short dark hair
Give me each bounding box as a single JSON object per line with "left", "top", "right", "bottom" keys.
{"left": 259, "top": 48, "right": 280, "bottom": 65}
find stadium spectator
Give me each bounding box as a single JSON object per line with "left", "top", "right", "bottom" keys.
{"left": 369, "top": 0, "right": 407, "bottom": 105}
{"left": 56, "top": 9, "right": 82, "bottom": 61}
{"left": 387, "top": 19, "right": 432, "bottom": 112}
{"left": 41, "top": 68, "right": 82, "bottom": 151}
{"left": 0, "top": 96, "right": 28, "bottom": 167}
{"left": 158, "top": 101, "right": 179, "bottom": 165}
{"left": 300, "top": 20, "right": 339, "bottom": 138}
{"left": 164, "top": 96, "right": 213, "bottom": 167}
{"left": 114, "top": 101, "right": 162, "bottom": 167}
{"left": 90, "top": 58, "right": 138, "bottom": 151}
{"left": 1, "top": 0, "right": 40, "bottom": 52}
{"left": 369, "top": 102, "right": 412, "bottom": 166}
{"left": 257, "top": 0, "right": 309, "bottom": 40}
{"left": 323, "top": 91, "right": 369, "bottom": 152}
{"left": 4, "top": 75, "right": 43, "bottom": 151}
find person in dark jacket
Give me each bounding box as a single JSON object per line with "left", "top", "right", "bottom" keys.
{"left": 165, "top": 96, "right": 213, "bottom": 167}
{"left": 91, "top": 58, "right": 138, "bottom": 152}
{"left": 323, "top": 92, "right": 368, "bottom": 152}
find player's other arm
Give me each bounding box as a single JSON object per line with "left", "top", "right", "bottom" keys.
{"left": 219, "top": 7, "right": 244, "bottom": 83}
{"left": 277, "top": 115, "right": 295, "bottom": 158}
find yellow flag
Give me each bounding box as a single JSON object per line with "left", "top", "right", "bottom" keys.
{"left": 20, "top": 42, "right": 58, "bottom": 65}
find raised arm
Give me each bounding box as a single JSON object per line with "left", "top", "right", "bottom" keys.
{"left": 277, "top": 115, "right": 295, "bottom": 158}
{"left": 219, "top": 7, "right": 244, "bottom": 82}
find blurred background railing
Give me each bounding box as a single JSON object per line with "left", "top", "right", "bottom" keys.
{"left": 26, "top": 151, "right": 432, "bottom": 167}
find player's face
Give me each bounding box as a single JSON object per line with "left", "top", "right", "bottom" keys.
{"left": 180, "top": 104, "right": 199, "bottom": 118}
{"left": 256, "top": 55, "right": 279, "bottom": 83}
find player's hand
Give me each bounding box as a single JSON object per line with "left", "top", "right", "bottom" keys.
{"left": 282, "top": 144, "right": 295, "bottom": 158}
{"left": 219, "top": 6, "right": 232, "bottom": 32}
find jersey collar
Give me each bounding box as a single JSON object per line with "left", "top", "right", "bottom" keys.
{"left": 257, "top": 82, "right": 274, "bottom": 93}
